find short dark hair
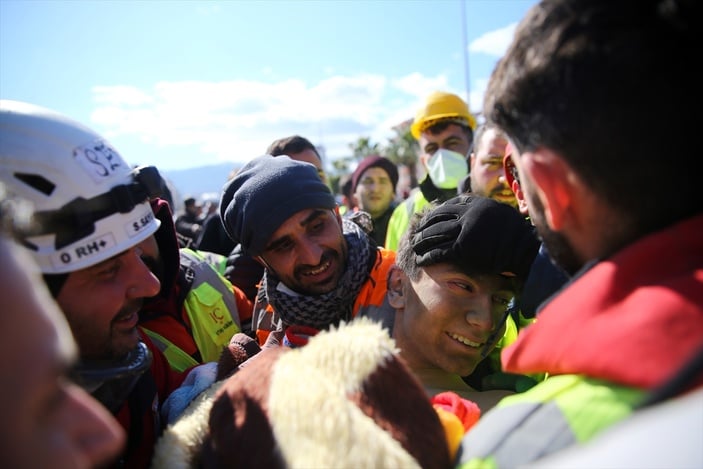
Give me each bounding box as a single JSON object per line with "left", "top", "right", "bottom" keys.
{"left": 426, "top": 120, "right": 474, "bottom": 150}
{"left": 266, "top": 135, "right": 321, "bottom": 162}
{"left": 395, "top": 209, "right": 426, "bottom": 281}
{"left": 472, "top": 123, "right": 505, "bottom": 155}
{"left": 485, "top": 0, "right": 699, "bottom": 238}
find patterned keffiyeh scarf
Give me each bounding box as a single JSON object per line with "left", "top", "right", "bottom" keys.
{"left": 261, "top": 218, "right": 377, "bottom": 330}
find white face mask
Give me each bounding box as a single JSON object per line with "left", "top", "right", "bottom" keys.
{"left": 427, "top": 149, "right": 468, "bottom": 189}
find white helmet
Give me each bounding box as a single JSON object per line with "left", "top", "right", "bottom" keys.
{"left": 0, "top": 100, "right": 161, "bottom": 274}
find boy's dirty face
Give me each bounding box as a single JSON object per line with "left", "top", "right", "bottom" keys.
{"left": 394, "top": 262, "right": 514, "bottom": 376}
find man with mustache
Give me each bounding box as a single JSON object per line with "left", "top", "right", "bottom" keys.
{"left": 0, "top": 100, "right": 189, "bottom": 468}
{"left": 223, "top": 134, "right": 329, "bottom": 302}
{"left": 385, "top": 91, "right": 475, "bottom": 251}
{"left": 463, "top": 124, "right": 517, "bottom": 209}
{"left": 219, "top": 154, "right": 396, "bottom": 346}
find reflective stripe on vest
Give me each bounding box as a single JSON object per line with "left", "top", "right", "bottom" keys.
{"left": 456, "top": 375, "right": 644, "bottom": 468}
{"left": 141, "top": 327, "right": 199, "bottom": 372}
{"left": 179, "top": 249, "right": 242, "bottom": 364}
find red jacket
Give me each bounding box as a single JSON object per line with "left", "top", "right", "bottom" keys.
{"left": 504, "top": 213, "right": 703, "bottom": 390}
{"left": 113, "top": 332, "right": 188, "bottom": 468}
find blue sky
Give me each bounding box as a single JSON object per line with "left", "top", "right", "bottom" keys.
{"left": 0, "top": 0, "right": 536, "bottom": 172}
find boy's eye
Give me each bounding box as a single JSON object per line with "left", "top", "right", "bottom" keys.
{"left": 450, "top": 281, "right": 475, "bottom": 293}
{"left": 493, "top": 295, "right": 513, "bottom": 307}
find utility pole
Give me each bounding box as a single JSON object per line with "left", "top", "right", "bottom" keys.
{"left": 460, "top": 0, "right": 471, "bottom": 109}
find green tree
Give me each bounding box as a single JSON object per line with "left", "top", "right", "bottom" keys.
{"left": 336, "top": 121, "right": 422, "bottom": 196}
{"left": 383, "top": 119, "right": 420, "bottom": 189}
{"left": 349, "top": 136, "right": 381, "bottom": 161}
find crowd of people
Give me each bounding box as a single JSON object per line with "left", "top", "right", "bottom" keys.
{"left": 0, "top": 0, "right": 700, "bottom": 467}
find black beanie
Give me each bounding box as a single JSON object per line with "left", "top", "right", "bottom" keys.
{"left": 351, "top": 155, "right": 399, "bottom": 193}
{"left": 219, "top": 155, "right": 336, "bottom": 256}
{"left": 411, "top": 194, "right": 539, "bottom": 284}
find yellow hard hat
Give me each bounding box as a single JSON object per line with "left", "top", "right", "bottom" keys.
{"left": 410, "top": 91, "right": 477, "bottom": 140}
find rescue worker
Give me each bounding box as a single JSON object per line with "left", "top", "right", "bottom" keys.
{"left": 456, "top": 0, "right": 703, "bottom": 466}
{"left": 138, "top": 195, "right": 253, "bottom": 372}
{"left": 0, "top": 99, "right": 188, "bottom": 468}
{"left": 385, "top": 91, "right": 475, "bottom": 251}
{"left": 224, "top": 134, "right": 327, "bottom": 302}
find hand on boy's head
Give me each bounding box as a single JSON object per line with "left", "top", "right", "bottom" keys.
{"left": 412, "top": 195, "right": 539, "bottom": 285}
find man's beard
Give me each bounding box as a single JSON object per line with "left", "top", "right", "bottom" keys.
{"left": 528, "top": 192, "right": 583, "bottom": 276}
{"left": 107, "top": 299, "right": 144, "bottom": 359}
{"left": 291, "top": 249, "right": 343, "bottom": 295}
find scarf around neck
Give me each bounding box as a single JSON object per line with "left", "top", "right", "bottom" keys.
{"left": 261, "top": 218, "right": 377, "bottom": 329}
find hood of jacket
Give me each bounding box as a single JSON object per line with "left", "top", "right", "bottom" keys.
{"left": 145, "top": 198, "right": 181, "bottom": 301}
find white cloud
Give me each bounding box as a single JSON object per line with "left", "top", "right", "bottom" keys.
{"left": 469, "top": 77, "right": 490, "bottom": 116}
{"left": 85, "top": 17, "right": 523, "bottom": 172}
{"left": 392, "top": 73, "right": 458, "bottom": 103}
{"left": 93, "top": 86, "right": 153, "bottom": 106}
{"left": 88, "top": 73, "right": 449, "bottom": 170}
{"left": 89, "top": 15, "right": 526, "bottom": 174}
{"left": 469, "top": 22, "right": 517, "bottom": 57}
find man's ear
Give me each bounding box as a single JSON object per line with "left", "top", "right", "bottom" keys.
{"left": 520, "top": 149, "right": 575, "bottom": 231}
{"left": 469, "top": 152, "right": 477, "bottom": 171}
{"left": 511, "top": 179, "right": 530, "bottom": 217}
{"left": 419, "top": 152, "right": 431, "bottom": 169}
{"left": 387, "top": 266, "right": 406, "bottom": 309}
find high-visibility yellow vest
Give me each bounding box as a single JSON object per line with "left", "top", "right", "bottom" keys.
{"left": 385, "top": 189, "right": 431, "bottom": 251}
{"left": 142, "top": 249, "right": 242, "bottom": 372}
